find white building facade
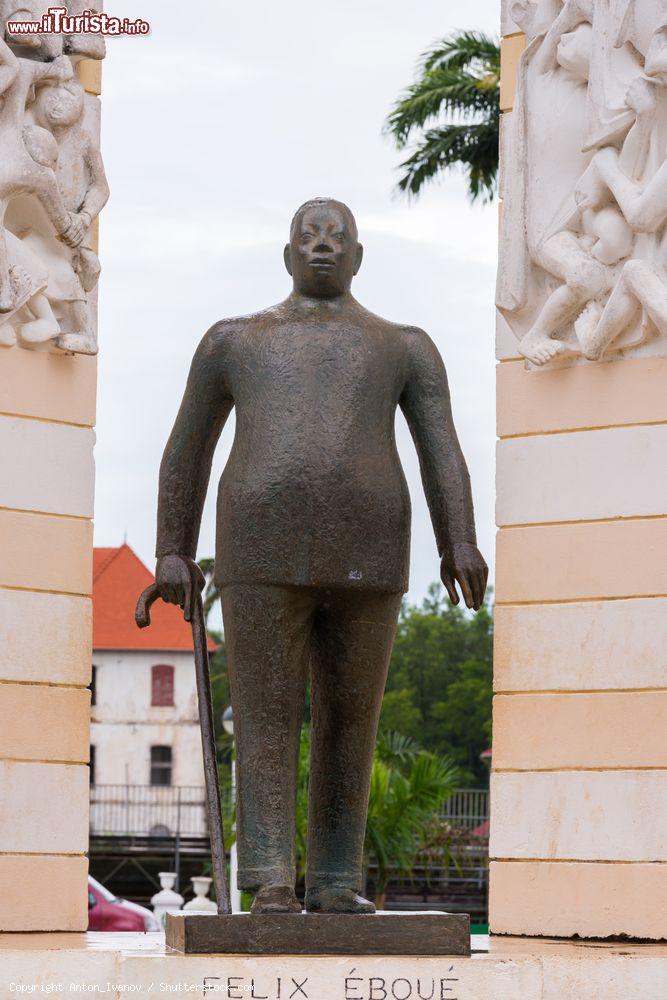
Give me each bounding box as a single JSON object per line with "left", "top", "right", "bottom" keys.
{"left": 91, "top": 649, "right": 204, "bottom": 788}
{"left": 90, "top": 545, "right": 209, "bottom": 836}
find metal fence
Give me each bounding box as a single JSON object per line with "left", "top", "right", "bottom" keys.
{"left": 90, "top": 785, "right": 211, "bottom": 837}
{"left": 440, "top": 788, "right": 489, "bottom": 831}
{"left": 369, "top": 846, "right": 489, "bottom": 920}
{"left": 91, "top": 784, "right": 489, "bottom": 838}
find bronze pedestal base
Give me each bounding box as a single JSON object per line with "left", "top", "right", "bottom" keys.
{"left": 165, "top": 911, "right": 470, "bottom": 956}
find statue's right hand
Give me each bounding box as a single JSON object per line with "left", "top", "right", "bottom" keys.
{"left": 155, "top": 554, "right": 205, "bottom": 623}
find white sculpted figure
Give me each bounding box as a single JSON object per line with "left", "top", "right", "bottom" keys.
{"left": 497, "top": 0, "right": 667, "bottom": 368}
{"left": 8, "top": 76, "right": 110, "bottom": 354}
{"left": 573, "top": 9, "right": 667, "bottom": 359}
{"left": 0, "top": 4, "right": 107, "bottom": 354}
{"left": 574, "top": 148, "right": 667, "bottom": 357}
{"left": 0, "top": 35, "right": 85, "bottom": 347}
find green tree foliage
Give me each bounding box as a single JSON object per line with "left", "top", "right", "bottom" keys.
{"left": 367, "top": 733, "right": 460, "bottom": 908}
{"left": 382, "top": 583, "right": 493, "bottom": 784}
{"left": 384, "top": 30, "right": 500, "bottom": 202}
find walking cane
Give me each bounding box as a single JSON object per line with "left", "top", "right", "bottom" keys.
{"left": 135, "top": 583, "right": 231, "bottom": 915}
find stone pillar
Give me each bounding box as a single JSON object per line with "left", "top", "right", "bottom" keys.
{"left": 0, "top": 11, "right": 106, "bottom": 930}
{"left": 491, "top": 0, "right": 667, "bottom": 939}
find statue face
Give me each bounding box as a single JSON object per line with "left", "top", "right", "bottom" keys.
{"left": 35, "top": 83, "right": 84, "bottom": 129}
{"left": 557, "top": 24, "right": 593, "bottom": 82}
{"left": 646, "top": 26, "right": 667, "bottom": 82}
{"left": 285, "top": 204, "right": 363, "bottom": 298}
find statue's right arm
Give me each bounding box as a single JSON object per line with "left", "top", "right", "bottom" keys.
{"left": 0, "top": 36, "right": 19, "bottom": 96}
{"left": 155, "top": 324, "right": 234, "bottom": 617}
{"left": 80, "top": 140, "right": 110, "bottom": 225}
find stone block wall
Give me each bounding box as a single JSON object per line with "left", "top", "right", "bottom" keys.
{"left": 0, "top": 51, "right": 102, "bottom": 930}
{"left": 491, "top": 1, "right": 667, "bottom": 939}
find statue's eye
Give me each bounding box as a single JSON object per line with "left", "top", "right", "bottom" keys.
{"left": 300, "top": 232, "right": 313, "bottom": 242}
{"left": 334, "top": 232, "right": 345, "bottom": 242}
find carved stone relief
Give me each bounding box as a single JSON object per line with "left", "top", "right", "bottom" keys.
{"left": 0, "top": 2, "right": 107, "bottom": 355}
{"left": 497, "top": 0, "right": 667, "bottom": 368}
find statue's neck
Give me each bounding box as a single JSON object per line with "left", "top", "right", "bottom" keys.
{"left": 287, "top": 289, "right": 357, "bottom": 314}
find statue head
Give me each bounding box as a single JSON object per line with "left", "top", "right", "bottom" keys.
{"left": 557, "top": 23, "right": 593, "bottom": 82}
{"left": 509, "top": 1, "right": 538, "bottom": 40}
{"left": 284, "top": 198, "right": 363, "bottom": 298}
{"left": 32, "top": 79, "right": 84, "bottom": 130}
{"left": 645, "top": 25, "right": 667, "bottom": 82}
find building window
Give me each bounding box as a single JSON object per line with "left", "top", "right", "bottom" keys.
{"left": 151, "top": 664, "right": 174, "bottom": 707}
{"left": 90, "top": 665, "right": 97, "bottom": 706}
{"left": 90, "top": 745, "right": 96, "bottom": 785}
{"left": 150, "top": 745, "right": 172, "bottom": 786}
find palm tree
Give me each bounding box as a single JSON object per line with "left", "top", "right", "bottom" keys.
{"left": 384, "top": 30, "right": 500, "bottom": 202}
{"left": 365, "top": 736, "right": 460, "bottom": 909}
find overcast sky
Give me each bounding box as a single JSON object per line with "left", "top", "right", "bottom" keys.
{"left": 95, "top": 0, "right": 500, "bottom": 609}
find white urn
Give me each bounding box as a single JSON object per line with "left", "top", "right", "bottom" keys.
{"left": 183, "top": 875, "right": 218, "bottom": 912}
{"left": 151, "top": 871, "right": 184, "bottom": 928}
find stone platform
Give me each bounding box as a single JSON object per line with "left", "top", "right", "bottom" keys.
{"left": 1, "top": 933, "right": 667, "bottom": 998}
{"left": 166, "top": 910, "right": 470, "bottom": 955}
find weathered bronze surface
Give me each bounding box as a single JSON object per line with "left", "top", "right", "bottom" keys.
{"left": 152, "top": 198, "right": 487, "bottom": 917}
{"left": 166, "top": 911, "right": 471, "bottom": 956}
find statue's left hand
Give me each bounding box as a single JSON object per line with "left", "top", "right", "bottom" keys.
{"left": 440, "top": 543, "right": 488, "bottom": 611}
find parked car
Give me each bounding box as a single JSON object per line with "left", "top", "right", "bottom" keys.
{"left": 88, "top": 876, "right": 161, "bottom": 931}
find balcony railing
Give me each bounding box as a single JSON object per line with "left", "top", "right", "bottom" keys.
{"left": 90, "top": 784, "right": 214, "bottom": 837}
{"left": 90, "top": 784, "right": 489, "bottom": 838}
{"left": 440, "top": 788, "right": 489, "bottom": 831}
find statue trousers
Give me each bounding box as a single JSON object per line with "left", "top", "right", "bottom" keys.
{"left": 220, "top": 582, "right": 402, "bottom": 893}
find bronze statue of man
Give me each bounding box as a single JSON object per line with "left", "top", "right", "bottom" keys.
{"left": 154, "top": 198, "right": 488, "bottom": 916}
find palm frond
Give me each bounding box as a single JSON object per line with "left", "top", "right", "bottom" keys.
{"left": 385, "top": 67, "right": 499, "bottom": 147}
{"left": 365, "top": 745, "right": 461, "bottom": 903}
{"left": 384, "top": 29, "right": 500, "bottom": 201}
{"left": 422, "top": 31, "right": 500, "bottom": 73}
{"left": 376, "top": 730, "right": 421, "bottom": 767}
{"left": 396, "top": 120, "right": 499, "bottom": 203}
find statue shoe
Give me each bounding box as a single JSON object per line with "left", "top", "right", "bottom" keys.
{"left": 305, "top": 887, "right": 375, "bottom": 914}
{"left": 251, "top": 885, "right": 302, "bottom": 914}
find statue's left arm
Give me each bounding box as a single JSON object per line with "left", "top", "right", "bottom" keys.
{"left": 399, "top": 327, "right": 488, "bottom": 611}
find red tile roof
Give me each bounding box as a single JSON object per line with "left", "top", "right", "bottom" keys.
{"left": 93, "top": 544, "right": 215, "bottom": 652}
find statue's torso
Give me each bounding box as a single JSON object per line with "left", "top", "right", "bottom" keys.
{"left": 214, "top": 304, "right": 412, "bottom": 593}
